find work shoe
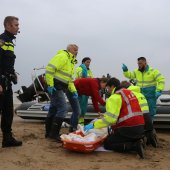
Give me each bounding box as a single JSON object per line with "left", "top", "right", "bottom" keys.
{"left": 45, "top": 116, "right": 53, "bottom": 138}
{"left": 136, "top": 139, "right": 145, "bottom": 159}
{"left": 78, "top": 117, "right": 84, "bottom": 125}
{"left": 2, "top": 134, "right": 22, "bottom": 148}
{"left": 146, "top": 131, "right": 158, "bottom": 148}
{"left": 49, "top": 117, "right": 63, "bottom": 143}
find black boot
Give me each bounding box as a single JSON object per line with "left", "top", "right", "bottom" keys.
{"left": 135, "top": 139, "right": 145, "bottom": 159}
{"left": 45, "top": 116, "right": 53, "bottom": 138}
{"left": 2, "top": 133, "right": 22, "bottom": 148}
{"left": 122, "top": 141, "right": 144, "bottom": 159}
{"left": 49, "top": 117, "right": 64, "bottom": 142}
{"left": 146, "top": 130, "right": 158, "bottom": 148}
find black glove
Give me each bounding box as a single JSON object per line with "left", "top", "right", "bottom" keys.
{"left": 10, "top": 73, "right": 17, "bottom": 84}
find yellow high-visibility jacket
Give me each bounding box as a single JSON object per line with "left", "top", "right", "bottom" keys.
{"left": 123, "top": 65, "right": 165, "bottom": 93}
{"left": 75, "top": 66, "right": 93, "bottom": 79}
{"left": 94, "top": 88, "right": 121, "bottom": 128}
{"left": 45, "top": 50, "right": 77, "bottom": 92}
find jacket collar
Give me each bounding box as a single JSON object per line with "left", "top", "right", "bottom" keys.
{"left": 4, "top": 30, "right": 16, "bottom": 40}
{"left": 64, "top": 50, "right": 77, "bottom": 64}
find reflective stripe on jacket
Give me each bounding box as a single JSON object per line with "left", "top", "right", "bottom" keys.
{"left": 45, "top": 50, "right": 77, "bottom": 92}
{"left": 1, "top": 42, "right": 14, "bottom": 52}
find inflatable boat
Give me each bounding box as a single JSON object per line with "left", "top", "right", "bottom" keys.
{"left": 15, "top": 68, "right": 170, "bottom": 128}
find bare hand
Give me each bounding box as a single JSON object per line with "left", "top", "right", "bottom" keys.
{"left": 0, "top": 85, "right": 3, "bottom": 94}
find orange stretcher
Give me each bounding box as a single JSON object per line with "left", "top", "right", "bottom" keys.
{"left": 61, "top": 131, "right": 107, "bottom": 153}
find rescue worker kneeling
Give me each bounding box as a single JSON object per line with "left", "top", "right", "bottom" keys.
{"left": 120, "top": 80, "right": 158, "bottom": 148}
{"left": 84, "top": 77, "right": 145, "bottom": 158}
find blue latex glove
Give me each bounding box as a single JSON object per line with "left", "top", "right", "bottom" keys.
{"left": 80, "top": 64, "right": 87, "bottom": 77}
{"left": 72, "top": 91, "right": 78, "bottom": 99}
{"left": 122, "top": 63, "right": 128, "bottom": 72}
{"left": 156, "top": 91, "right": 162, "bottom": 99}
{"left": 84, "top": 123, "right": 94, "bottom": 132}
{"left": 47, "top": 86, "right": 56, "bottom": 95}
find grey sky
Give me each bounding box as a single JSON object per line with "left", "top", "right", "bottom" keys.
{"left": 1, "top": 0, "right": 170, "bottom": 90}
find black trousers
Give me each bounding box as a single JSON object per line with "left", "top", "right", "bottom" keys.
{"left": 0, "top": 84, "right": 13, "bottom": 134}
{"left": 104, "top": 125, "right": 144, "bottom": 152}
{"left": 143, "top": 112, "right": 153, "bottom": 132}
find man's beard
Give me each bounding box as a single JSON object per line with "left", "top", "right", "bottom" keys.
{"left": 138, "top": 66, "right": 145, "bottom": 72}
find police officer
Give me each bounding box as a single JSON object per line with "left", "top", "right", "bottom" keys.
{"left": 0, "top": 16, "right": 22, "bottom": 147}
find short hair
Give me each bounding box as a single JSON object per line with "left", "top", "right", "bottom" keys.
{"left": 66, "top": 44, "right": 78, "bottom": 51}
{"left": 100, "top": 77, "right": 108, "bottom": 83}
{"left": 120, "top": 80, "right": 131, "bottom": 88}
{"left": 106, "top": 77, "right": 120, "bottom": 87}
{"left": 82, "top": 57, "right": 91, "bottom": 63}
{"left": 4, "top": 16, "right": 19, "bottom": 27}
{"left": 137, "top": 57, "right": 146, "bottom": 62}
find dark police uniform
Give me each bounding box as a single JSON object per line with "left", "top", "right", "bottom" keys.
{"left": 0, "top": 30, "right": 22, "bottom": 147}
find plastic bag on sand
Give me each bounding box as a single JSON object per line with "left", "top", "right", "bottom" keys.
{"left": 60, "top": 133, "right": 97, "bottom": 142}
{"left": 60, "top": 124, "right": 108, "bottom": 142}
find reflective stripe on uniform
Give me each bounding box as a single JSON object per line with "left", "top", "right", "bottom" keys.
{"left": 47, "top": 63, "right": 72, "bottom": 78}
{"left": 137, "top": 80, "right": 156, "bottom": 84}
{"left": 54, "top": 76, "right": 69, "bottom": 84}
{"left": 137, "top": 83, "right": 156, "bottom": 88}
{"left": 45, "top": 70, "right": 54, "bottom": 75}
{"left": 101, "top": 117, "right": 112, "bottom": 126}
{"left": 118, "top": 112, "right": 143, "bottom": 123}
{"left": 104, "top": 112, "right": 119, "bottom": 119}
{"left": 58, "top": 70, "right": 72, "bottom": 78}
{"left": 1, "top": 42, "right": 14, "bottom": 51}
{"left": 47, "top": 63, "right": 56, "bottom": 70}
{"left": 118, "top": 90, "right": 133, "bottom": 114}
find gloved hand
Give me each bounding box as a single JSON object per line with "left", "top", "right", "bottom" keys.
{"left": 156, "top": 91, "right": 162, "bottom": 99}
{"left": 84, "top": 123, "right": 94, "bottom": 132}
{"left": 47, "top": 86, "right": 56, "bottom": 95}
{"left": 10, "top": 73, "right": 18, "bottom": 84}
{"left": 122, "top": 63, "right": 128, "bottom": 72}
{"left": 80, "top": 64, "right": 87, "bottom": 77}
{"left": 72, "top": 91, "right": 78, "bottom": 99}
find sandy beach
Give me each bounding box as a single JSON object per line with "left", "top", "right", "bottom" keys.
{"left": 0, "top": 114, "right": 170, "bottom": 170}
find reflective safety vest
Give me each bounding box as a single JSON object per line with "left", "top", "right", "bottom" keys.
{"left": 128, "top": 85, "right": 149, "bottom": 114}
{"left": 45, "top": 50, "right": 77, "bottom": 92}
{"left": 111, "top": 89, "right": 144, "bottom": 130}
